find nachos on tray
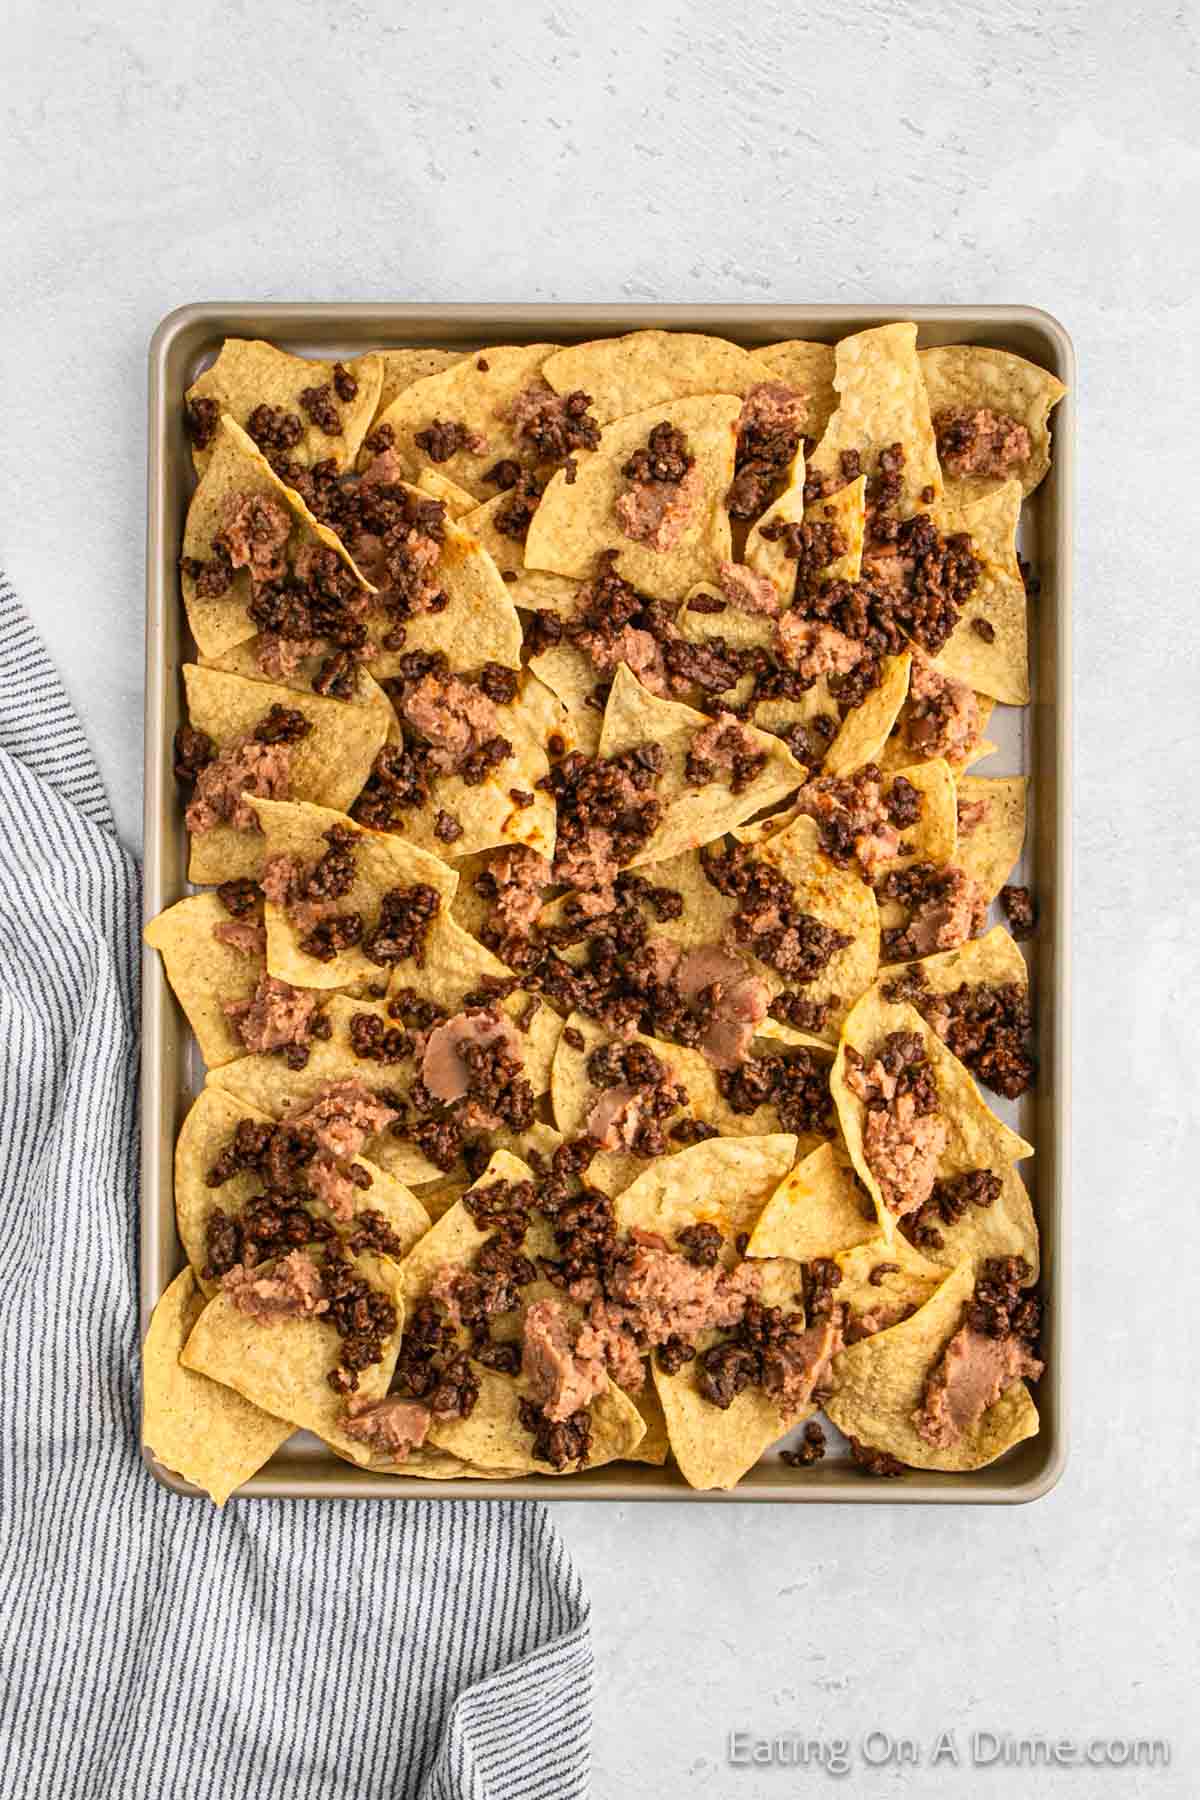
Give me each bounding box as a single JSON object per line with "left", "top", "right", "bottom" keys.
{"left": 144, "top": 324, "right": 1061, "bottom": 1499}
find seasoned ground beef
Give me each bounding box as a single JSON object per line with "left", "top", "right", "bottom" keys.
{"left": 246, "top": 404, "right": 303, "bottom": 455}
{"left": 878, "top": 863, "right": 986, "bottom": 962}
{"left": 999, "top": 884, "right": 1036, "bottom": 940}
{"left": 519, "top": 1397, "right": 592, "bottom": 1470}
{"left": 173, "top": 724, "right": 215, "bottom": 785}
{"left": 299, "top": 382, "right": 343, "bottom": 436}
{"left": 701, "top": 843, "right": 852, "bottom": 982}
{"left": 540, "top": 744, "right": 664, "bottom": 896}
{"left": 848, "top": 1436, "right": 906, "bottom": 1477}
{"left": 217, "top": 876, "right": 263, "bottom": 919}
{"left": 883, "top": 965, "right": 1034, "bottom": 1099}
{"left": 508, "top": 383, "right": 601, "bottom": 461}
{"left": 615, "top": 422, "right": 702, "bottom": 551}
{"left": 349, "top": 1011, "right": 413, "bottom": 1065}
{"left": 184, "top": 395, "right": 220, "bottom": 450}
{"left": 726, "top": 382, "right": 805, "bottom": 521}
{"left": 718, "top": 1048, "right": 834, "bottom": 1138}
{"left": 362, "top": 882, "right": 441, "bottom": 968}
{"left": 321, "top": 1239, "right": 399, "bottom": 1394}
{"left": 781, "top": 1421, "right": 828, "bottom": 1467}
{"left": 332, "top": 362, "right": 358, "bottom": 403}
{"left": 413, "top": 417, "right": 488, "bottom": 462}
{"left": 494, "top": 470, "right": 546, "bottom": 539}
{"left": 253, "top": 703, "right": 313, "bottom": 746}
{"left": 352, "top": 743, "right": 432, "bottom": 827}
{"left": 676, "top": 1222, "right": 725, "bottom": 1268}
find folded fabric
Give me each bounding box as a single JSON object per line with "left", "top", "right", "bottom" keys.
{"left": 0, "top": 573, "right": 592, "bottom": 1800}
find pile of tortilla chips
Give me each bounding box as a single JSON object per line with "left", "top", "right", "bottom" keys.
{"left": 145, "top": 325, "right": 1062, "bottom": 1499}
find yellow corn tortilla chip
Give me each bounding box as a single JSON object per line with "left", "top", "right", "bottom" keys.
{"left": 831, "top": 993, "right": 1033, "bottom": 1242}
{"left": 428, "top": 1363, "right": 646, "bottom": 1474}
{"left": 374, "top": 347, "right": 465, "bottom": 421}
{"left": 956, "top": 775, "right": 1027, "bottom": 903}
{"left": 415, "top": 467, "right": 480, "bottom": 517}
{"left": 929, "top": 482, "right": 1029, "bottom": 703}
{"left": 199, "top": 641, "right": 395, "bottom": 717}
{"left": 596, "top": 664, "right": 804, "bottom": 865}
{"left": 613, "top": 1134, "right": 800, "bottom": 1254}
{"left": 879, "top": 687, "right": 997, "bottom": 774}
{"left": 550, "top": 1011, "right": 827, "bottom": 1194}
{"left": 181, "top": 417, "right": 373, "bottom": 658}
{"left": 747, "top": 1140, "right": 879, "bottom": 1260}
{"left": 363, "top": 343, "right": 558, "bottom": 499}
{"left": 822, "top": 652, "right": 912, "bottom": 777}
{"left": 175, "top": 1086, "right": 431, "bottom": 1297}
{"left": 182, "top": 668, "right": 388, "bottom": 886}
{"left": 807, "top": 323, "right": 941, "bottom": 515}
{"left": 408, "top": 1174, "right": 470, "bottom": 1224}
{"left": 875, "top": 921, "right": 1027, "bottom": 1004}
{"left": 826, "top": 1261, "right": 1039, "bottom": 1471}
{"left": 737, "top": 812, "right": 880, "bottom": 1039}
{"left": 525, "top": 395, "right": 741, "bottom": 603}
{"left": 142, "top": 1267, "right": 292, "bottom": 1505}
{"left": 210, "top": 994, "right": 561, "bottom": 1187}
{"left": 746, "top": 470, "right": 866, "bottom": 605}
{"left": 920, "top": 345, "right": 1066, "bottom": 502}
{"left": 365, "top": 489, "right": 523, "bottom": 675}
{"left": 527, "top": 646, "right": 604, "bottom": 755}
{"left": 542, "top": 329, "right": 760, "bottom": 423}
{"left": 454, "top": 494, "right": 585, "bottom": 619}
{"left": 181, "top": 1249, "right": 405, "bottom": 1465}
{"left": 186, "top": 341, "right": 383, "bottom": 478}
{"left": 626, "top": 1383, "right": 671, "bottom": 1467}
{"left": 381, "top": 682, "right": 557, "bottom": 864}
{"left": 651, "top": 1258, "right": 808, "bottom": 1491}
{"left": 250, "top": 796, "right": 456, "bottom": 990}
{"left": 392, "top": 1148, "right": 532, "bottom": 1311}
{"left": 143, "top": 892, "right": 265, "bottom": 1067}
{"left": 749, "top": 340, "right": 838, "bottom": 440}
{"left": 755, "top": 759, "right": 956, "bottom": 882}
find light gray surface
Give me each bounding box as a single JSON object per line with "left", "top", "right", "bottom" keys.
{"left": 3, "top": 1, "right": 1196, "bottom": 1795}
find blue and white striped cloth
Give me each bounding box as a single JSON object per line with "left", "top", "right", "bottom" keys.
{"left": 0, "top": 575, "right": 593, "bottom": 1799}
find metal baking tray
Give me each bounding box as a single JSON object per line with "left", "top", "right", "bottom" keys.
{"left": 143, "top": 304, "right": 1072, "bottom": 1503}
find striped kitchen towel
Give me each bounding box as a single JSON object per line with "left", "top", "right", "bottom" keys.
{"left": 0, "top": 574, "right": 593, "bottom": 1800}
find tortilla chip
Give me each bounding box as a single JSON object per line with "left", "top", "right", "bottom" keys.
{"left": 613, "top": 1134, "right": 800, "bottom": 1254}
{"left": 822, "top": 653, "right": 912, "bottom": 777}
{"left": 182, "top": 668, "right": 388, "bottom": 885}
{"left": 142, "top": 1267, "right": 292, "bottom": 1505}
{"left": 746, "top": 471, "right": 866, "bottom": 605}
{"left": 956, "top": 776, "right": 1027, "bottom": 903}
{"left": 175, "top": 1086, "right": 431, "bottom": 1296}
{"left": 428, "top": 1363, "right": 646, "bottom": 1474}
{"left": 747, "top": 1140, "right": 878, "bottom": 1260}
{"left": 143, "top": 892, "right": 265, "bottom": 1067}
{"left": 734, "top": 812, "right": 880, "bottom": 1039}
{"left": 876, "top": 922, "right": 1027, "bottom": 1005}
{"left": 415, "top": 467, "right": 480, "bottom": 517}
{"left": 363, "top": 343, "right": 558, "bottom": 499}
{"left": 408, "top": 1174, "right": 470, "bottom": 1224}
{"left": 748, "top": 341, "right": 838, "bottom": 440}
{"left": 930, "top": 482, "right": 1029, "bottom": 703}
{"left": 596, "top": 664, "right": 804, "bottom": 865}
{"left": 807, "top": 323, "right": 941, "bottom": 515}
{"left": 826, "top": 1261, "right": 1040, "bottom": 1471}
{"left": 550, "top": 1012, "right": 823, "bottom": 1194}
{"left": 651, "top": 1258, "right": 806, "bottom": 1490}
{"left": 210, "top": 993, "right": 560, "bottom": 1187}
{"left": 250, "top": 796, "right": 455, "bottom": 988}
{"left": 186, "top": 341, "right": 382, "bottom": 477}
{"left": 831, "top": 992, "right": 1033, "bottom": 1241}
{"left": 382, "top": 681, "right": 557, "bottom": 863}
{"left": 374, "top": 347, "right": 465, "bottom": 420}
{"left": 527, "top": 646, "right": 604, "bottom": 755}
{"left": 181, "top": 1249, "right": 405, "bottom": 1465}
{"left": 920, "top": 345, "right": 1066, "bottom": 502}
{"left": 626, "top": 1383, "right": 671, "bottom": 1466}
{"left": 181, "top": 417, "right": 373, "bottom": 658}
{"left": 365, "top": 489, "right": 523, "bottom": 675}
{"left": 879, "top": 689, "right": 997, "bottom": 774}
{"left": 199, "top": 641, "right": 395, "bottom": 717}
{"left": 542, "top": 330, "right": 759, "bottom": 423}
{"left": 525, "top": 395, "right": 741, "bottom": 603}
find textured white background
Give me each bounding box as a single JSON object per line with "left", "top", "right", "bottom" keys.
{"left": 4, "top": 1, "right": 1198, "bottom": 1794}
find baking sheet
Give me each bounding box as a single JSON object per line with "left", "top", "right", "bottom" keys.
{"left": 143, "top": 305, "right": 1072, "bottom": 1502}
